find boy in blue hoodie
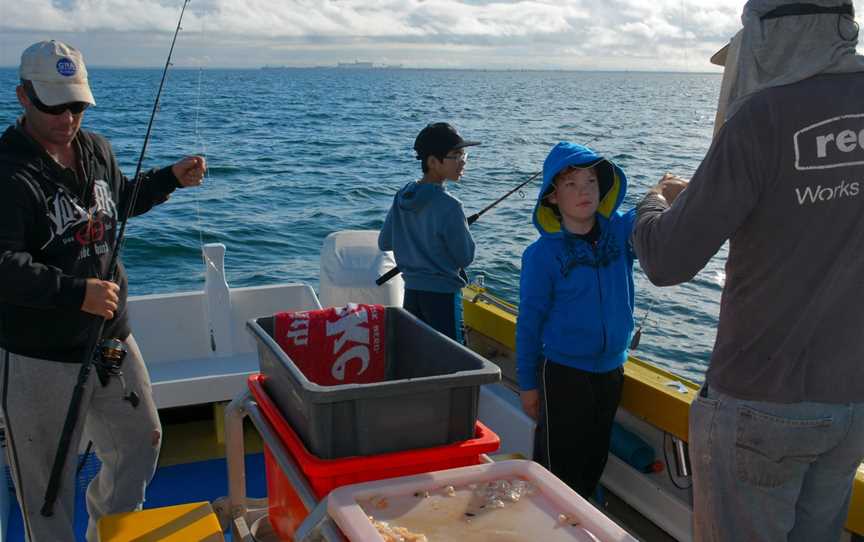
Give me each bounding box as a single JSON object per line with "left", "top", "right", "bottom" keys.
{"left": 378, "top": 123, "right": 479, "bottom": 342}
{"left": 517, "top": 142, "right": 636, "bottom": 499}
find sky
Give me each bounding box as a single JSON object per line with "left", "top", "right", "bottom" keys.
{"left": 0, "top": 0, "right": 861, "bottom": 71}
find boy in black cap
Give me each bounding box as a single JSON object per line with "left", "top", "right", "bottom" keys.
{"left": 378, "top": 122, "right": 480, "bottom": 342}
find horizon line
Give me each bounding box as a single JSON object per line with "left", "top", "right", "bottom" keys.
{"left": 0, "top": 64, "right": 721, "bottom": 75}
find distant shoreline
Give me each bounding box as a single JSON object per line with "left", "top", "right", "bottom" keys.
{"left": 0, "top": 65, "right": 722, "bottom": 75}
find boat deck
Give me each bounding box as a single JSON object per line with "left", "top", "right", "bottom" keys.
{"left": 3, "top": 403, "right": 684, "bottom": 542}
{"left": 4, "top": 408, "right": 266, "bottom": 541}
{"left": 463, "top": 284, "right": 864, "bottom": 540}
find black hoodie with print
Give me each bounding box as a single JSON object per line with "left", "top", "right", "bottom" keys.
{"left": 0, "top": 123, "right": 179, "bottom": 362}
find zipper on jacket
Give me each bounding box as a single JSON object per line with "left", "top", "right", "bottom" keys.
{"left": 593, "top": 239, "right": 607, "bottom": 367}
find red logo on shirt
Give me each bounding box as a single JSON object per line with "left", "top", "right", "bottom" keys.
{"left": 75, "top": 219, "right": 105, "bottom": 245}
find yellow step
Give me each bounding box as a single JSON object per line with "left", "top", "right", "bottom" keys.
{"left": 98, "top": 501, "right": 224, "bottom": 542}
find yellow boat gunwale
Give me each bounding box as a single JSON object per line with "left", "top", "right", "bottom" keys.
{"left": 461, "top": 285, "right": 864, "bottom": 535}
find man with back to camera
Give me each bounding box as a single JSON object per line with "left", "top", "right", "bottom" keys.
{"left": 631, "top": 1, "right": 864, "bottom": 540}
{"left": 0, "top": 40, "right": 206, "bottom": 540}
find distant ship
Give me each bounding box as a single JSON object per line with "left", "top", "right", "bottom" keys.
{"left": 337, "top": 61, "right": 374, "bottom": 69}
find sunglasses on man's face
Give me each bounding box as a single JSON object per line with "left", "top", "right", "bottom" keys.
{"left": 25, "top": 86, "right": 89, "bottom": 116}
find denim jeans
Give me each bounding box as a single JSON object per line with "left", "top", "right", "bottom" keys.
{"left": 689, "top": 385, "right": 864, "bottom": 542}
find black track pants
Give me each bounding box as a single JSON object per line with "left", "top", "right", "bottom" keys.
{"left": 403, "top": 288, "right": 464, "bottom": 344}
{"left": 533, "top": 360, "right": 624, "bottom": 499}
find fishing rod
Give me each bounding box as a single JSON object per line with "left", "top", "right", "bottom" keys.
{"left": 465, "top": 170, "right": 541, "bottom": 225}
{"left": 41, "top": 0, "right": 190, "bottom": 517}
{"left": 375, "top": 170, "right": 542, "bottom": 286}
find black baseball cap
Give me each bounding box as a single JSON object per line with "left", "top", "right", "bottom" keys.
{"left": 414, "top": 122, "right": 481, "bottom": 160}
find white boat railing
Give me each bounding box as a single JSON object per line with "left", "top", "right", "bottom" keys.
{"left": 127, "top": 244, "right": 322, "bottom": 409}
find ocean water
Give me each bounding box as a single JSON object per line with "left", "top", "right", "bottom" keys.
{"left": 0, "top": 67, "right": 724, "bottom": 383}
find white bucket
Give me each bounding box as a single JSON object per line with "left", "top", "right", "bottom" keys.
{"left": 319, "top": 230, "right": 403, "bottom": 308}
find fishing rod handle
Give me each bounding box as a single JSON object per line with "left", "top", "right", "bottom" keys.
{"left": 376, "top": 266, "right": 400, "bottom": 285}
{"left": 40, "top": 359, "right": 95, "bottom": 516}
{"left": 41, "top": 315, "right": 107, "bottom": 515}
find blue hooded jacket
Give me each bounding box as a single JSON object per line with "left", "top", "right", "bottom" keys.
{"left": 516, "top": 142, "right": 636, "bottom": 390}
{"left": 378, "top": 181, "right": 474, "bottom": 293}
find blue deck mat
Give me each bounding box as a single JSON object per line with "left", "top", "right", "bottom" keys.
{"left": 5, "top": 452, "right": 267, "bottom": 541}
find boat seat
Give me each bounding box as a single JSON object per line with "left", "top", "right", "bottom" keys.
{"left": 147, "top": 353, "right": 261, "bottom": 409}
{"left": 97, "top": 501, "right": 224, "bottom": 541}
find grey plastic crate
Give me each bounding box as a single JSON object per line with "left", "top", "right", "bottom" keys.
{"left": 247, "top": 306, "right": 501, "bottom": 459}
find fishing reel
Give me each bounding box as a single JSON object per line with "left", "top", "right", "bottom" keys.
{"left": 93, "top": 339, "right": 140, "bottom": 408}
{"left": 97, "top": 338, "right": 127, "bottom": 376}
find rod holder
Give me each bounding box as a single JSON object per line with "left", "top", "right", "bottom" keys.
{"left": 672, "top": 437, "right": 691, "bottom": 479}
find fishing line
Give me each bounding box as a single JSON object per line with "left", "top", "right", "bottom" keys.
{"left": 77, "top": 8, "right": 210, "bottom": 486}
{"left": 629, "top": 296, "right": 656, "bottom": 350}
{"left": 193, "top": 11, "right": 222, "bottom": 279}
{"left": 191, "top": 14, "right": 224, "bottom": 356}
{"left": 681, "top": 0, "right": 689, "bottom": 72}
{"left": 194, "top": 61, "right": 217, "bottom": 276}
{"left": 194, "top": 66, "right": 207, "bottom": 248}
{"left": 628, "top": 2, "right": 701, "bottom": 350}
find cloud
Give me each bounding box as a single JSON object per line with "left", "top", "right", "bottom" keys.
{"left": 0, "top": 0, "right": 861, "bottom": 70}
{"left": 3, "top": 0, "right": 185, "bottom": 32}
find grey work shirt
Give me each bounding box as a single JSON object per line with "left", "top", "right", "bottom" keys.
{"left": 632, "top": 72, "right": 864, "bottom": 404}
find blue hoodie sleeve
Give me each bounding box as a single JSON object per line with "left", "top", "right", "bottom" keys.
{"left": 442, "top": 204, "right": 474, "bottom": 269}
{"left": 378, "top": 204, "right": 394, "bottom": 251}
{"left": 516, "top": 242, "right": 554, "bottom": 390}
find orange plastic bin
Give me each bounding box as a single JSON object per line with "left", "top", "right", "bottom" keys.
{"left": 247, "top": 374, "right": 500, "bottom": 540}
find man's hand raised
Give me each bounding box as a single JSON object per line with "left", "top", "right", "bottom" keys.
{"left": 649, "top": 173, "right": 689, "bottom": 205}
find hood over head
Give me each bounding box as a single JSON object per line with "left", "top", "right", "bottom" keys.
{"left": 714, "top": 0, "right": 864, "bottom": 123}
{"left": 533, "top": 141, "right": 627, "bottom": 237}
